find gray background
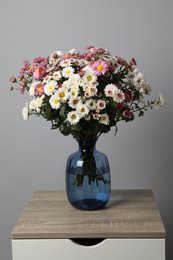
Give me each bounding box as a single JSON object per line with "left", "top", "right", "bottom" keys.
{"left": 0, "top": 0, "right": 172, "bottom": 259}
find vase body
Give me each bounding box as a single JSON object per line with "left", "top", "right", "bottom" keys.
{"left": 66, "top": 139, "right": 111, "bottom": 210}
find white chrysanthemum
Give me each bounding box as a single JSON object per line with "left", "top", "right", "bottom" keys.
{"left": 43, "top": 75, "right": 52, "bottom": 83}
{"left": 97, "top": 100, "right": 106, "bottom": 110}
{"left": 29, "top": 99, "right": 37, "bottom": 110}
{"left": 56, "top": 88, "right": 69, "bottom": 101}
{"left": 78, "top": 78, "right": 85, "bottom": 87}
{"left": 87, "top": 86, "right": 98, "bottom": 97}
{"left": 22, "top": 103, "right": 29, "bottom": 120}
{"left": 69, "top": 89, "right": 79, "bottom": 98}
{"left": 53, "top": 71, "right": 61, "bottom": 81}
{"left": 140, "top": 82, "right": 152, "bottom": 95}
{"left": 133, "top": 72, "right": 146, "bottom": 88}
{"left": 67, "top": 111, "right": 80, "bottom": 125}
{"left": 49, "top": 93, "right": 61, "bottom": 109}
{"left": 49, "top": 51, "right": 63, "bottom": 65}
{"left": 44, "top": 80, "right": 57, "bottom": 96}
{"left": 154, "top": 93, "right": 165, "bottom": 109}
{"left": 69, "top": 73, "right": 80, "bottom": 83}
{"left": 114, "top": 89, "right": 125, "bottom": 103}
{"left": 68, "top": 97, "right": 81, "bottom": 108}
{"left": 62, "top": 66, "right": 74, "bottom": 78}
{"left": 29, "top": 81, "right": 38, "bottom": 96}
{"left": 76, "top": 103, "right": 89, "bottom": 118}
{"left": 62, "top": 80, "right": 70, "bottom": 90}
{"left": 99, "top": 113, "right": 109, "bottom": 125}
{"left": 83, "top": 84, "right": 90, "bottom": 92}
{"left": 35, "top": 96, "right": 43, "bottom": 108}
{"left": 70, "top": 83, "right": 79, "bottom": 92}
{"left": 60, "top": 59, "right": 71, "bottom": 67}
{"left": 104, "top": 83, "right": 116, "bottom": 97}
{"left": 86, "top": 99, "right": 97, "bottom": 110}
{"left": 83, "top": 71, "right": 97, "bottom": 84}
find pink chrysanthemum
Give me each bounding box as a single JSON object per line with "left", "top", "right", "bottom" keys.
{"left": 90, "top": 59, "right": 109, "bottom": 76}
{"left": 33, "top": 66, "right": 46, "bottom": 80}
{"left": 34, "top": 83, "right": 44, "bottom": 95}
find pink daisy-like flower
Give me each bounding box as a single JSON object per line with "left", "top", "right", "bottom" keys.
{"left": 33, "top": 66, "right": 46, "bottom": 80}
{"left": 90, "top": 59, "right": 109, "bottom": 76}
{"left": 34, "top": 83, "right": 44, "bottom": 95}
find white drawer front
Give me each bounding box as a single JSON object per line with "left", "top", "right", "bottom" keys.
{"left": 12, "top": 238, "right": 165, "bottom": 260}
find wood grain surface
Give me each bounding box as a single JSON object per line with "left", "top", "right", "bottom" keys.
{"left": 11, "top": 190, "right": 166, "bottom": 239}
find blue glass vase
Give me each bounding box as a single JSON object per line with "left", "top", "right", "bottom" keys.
{"left": 66, "top": 138, "right": 111, "bottom": 210}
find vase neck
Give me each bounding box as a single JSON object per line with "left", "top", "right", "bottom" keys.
{"left": 77, "top": 138, "right": 97, "bottom": 154}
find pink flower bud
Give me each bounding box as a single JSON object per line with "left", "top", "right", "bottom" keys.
{"left": 18, "top": 74, "right": 24, "bottom": 81}
{"left": 19, "top": 85, "right": 25, "bottom": 94}
{"left": 10, "top": 76, "right": 17, "bottom": 83}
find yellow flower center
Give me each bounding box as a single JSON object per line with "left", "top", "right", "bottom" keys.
{"left": 73, "top": 100, "right": 79, "bottom": 105}
{"left": 71, "top": 114, "right": 76, "bottom": 120}
{"left": 48, "top": 85, "right": 53, "bottom": 90}
{"left": 53, "top": 99, "right": 59, "bottom": 104}
{"left": 87, "top": 75, "right": 92, "bottom": 81}
{"left": 66, "top": 70, "right": 71, "bottom": 75}
{"left": 97, "top": 65, "right": 104, "bottom": 71}
{"left": 59, "top": 92, "right": 65, "bottom": 98}
{"left": 37, "top": 86, "right": 43, "bottom": 92}
{"left": 81, "top": 108, "right": 85, "bottom": 113}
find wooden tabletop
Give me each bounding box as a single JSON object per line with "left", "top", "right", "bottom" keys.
{"left": 11, "top": 190, "right": 166, "bottom": 239}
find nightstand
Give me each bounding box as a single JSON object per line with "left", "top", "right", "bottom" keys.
{"left": 11, "top": 190, "right": 166, "bottom": 260}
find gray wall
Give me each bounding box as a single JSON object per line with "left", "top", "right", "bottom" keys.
{"left": 0, "top": 0, "right": 172, "bottom": 259}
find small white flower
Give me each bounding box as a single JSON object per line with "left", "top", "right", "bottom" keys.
{"left": 53, "top": 71, "right": 61, "bottom": 81}
{"left": 70, "top": 83, "right": 79, "bottom": 92}
{"left": 22, "top": 103, "right": 29, "bottom": 120}
{"left": 69, "top": 89, "right": 79, "bottom": 98}
{"left": 62, "top": 80, "right": 70, "bottom": 90}
{"left": 133, "top": 72, "right": 146, "bottom": 88}
{"left": 93, "top": 113, "right": 100, "bottom": 120}
{"left": 49, "top": 93, "right": 61, "bottom": 109}
{"left": 83, "top": 84, "right": 90, "bottom": 92}
{"left": 104, "top": 83, "right": 116, "bottom": 97}
{"left": 68, "top": 97, "right": 81, "bottom": 108}
{"left": 86, "top": 99, "right": 97, "bottom": 110}
{"left": 99, "top": 113, "right": 109, "bottom": 125}
{"left": 43, "top": 75, "right": 52, "bottom": 83}
{"left": 76, "top": 103, "right": 89, "bottom": 118}
{"left": 29, "top": 99, "right": 37, "bottom": 110}
{"left": 69, "top": 73, "right": 80, "bottom": 83}
{"left": 97, "top": 99, "right": 106, "bottom": 110}
{"left": 29, "top": 81, "right": 38, "bottom": 96}
{"left": 140, "top": 82, "right": 152, "bottom": 95}
{"left": 84, "top": 85, "right": 97, "bottom": 97}
{"left": 62, "top": 66, "right": 74, "bottom": 78}
{"left": 154, "top": 93, "right": 165, "bottom": 109}
{"left": 44, "top": 80, "right": 57, "bottom": 96}
{"left": 83, "top": 71, "right": 97, "bottom": 84}
{"left": 35, "top": 96, "right": 43, "bottom": 108}
{"left": 49, "top": 51, "right": 63, "bottom": 65}
{"left": 67, "top": 111, "right": 80, "bottom": 125}
{"left": 114, "top": 89, "right": 125, "bottom": 103}
{"left": 56, "top": 88, "right": 69, "bottom": 101}
{"left": 78, "top": 78, "right": 85, "bottom": 87}
{"left": 60, "top": 59, "right": 71, "bottom": 67}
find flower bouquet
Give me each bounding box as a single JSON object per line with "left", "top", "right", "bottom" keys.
{"left": 9, "top": 46, "right": 164, "bottom": 210}
{"left": 10, "top": 45, "right": 164, "bottom": 140}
